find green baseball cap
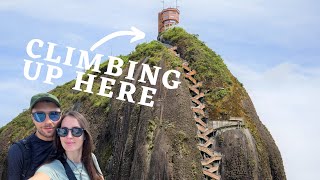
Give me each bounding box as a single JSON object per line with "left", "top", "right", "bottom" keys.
{"left": 30, "top": 93, "right": 60, "bottom": 109}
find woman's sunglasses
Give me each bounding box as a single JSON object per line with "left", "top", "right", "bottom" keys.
{"left": 32, "top": 111, "right": 61, "bottom": 122}
{"left": 56, "top": 127, "right": 85, "bottom": 137}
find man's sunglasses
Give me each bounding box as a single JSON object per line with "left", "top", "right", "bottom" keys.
{"left": 56, "top": 127, "right": 85, "bottom": 137}
{"left": 32, "top": 111, "right": 61, "bottom": 122}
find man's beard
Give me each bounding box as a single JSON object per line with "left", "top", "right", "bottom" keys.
{"left": 38, "top": 125, "right": 55, "bottom": 138}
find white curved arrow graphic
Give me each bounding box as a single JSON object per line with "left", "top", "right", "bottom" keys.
{"left": 90, "top": 26, "right": 145, "bottom": 51}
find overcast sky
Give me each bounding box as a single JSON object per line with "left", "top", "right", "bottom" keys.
{"left": 1, "top": 0, "right": 319, "bottom": 179}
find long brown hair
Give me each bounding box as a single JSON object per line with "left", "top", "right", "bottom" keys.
{"left": 54, "top": 111, "right": 103, "bottom": 180}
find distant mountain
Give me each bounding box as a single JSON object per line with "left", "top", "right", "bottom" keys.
{"left": 0, "top": 27, "right": 286, "bottom": 180}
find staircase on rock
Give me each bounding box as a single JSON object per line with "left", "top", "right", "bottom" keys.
{"left": 166, "top": 44, "right": 247, "bottom": 180}
{"left": 182, "top": 62, "right": 222, "bottom": 180}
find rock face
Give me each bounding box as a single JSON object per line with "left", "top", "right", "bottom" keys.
{"left": 0, "top": 27, "right": 286, "bottom": 180}
{"left": 102, "top": 57, "right": 203, "bottom": 179}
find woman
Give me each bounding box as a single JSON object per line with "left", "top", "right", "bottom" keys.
{"left": 30, "top": 111, "right": 104, "bottom": 180}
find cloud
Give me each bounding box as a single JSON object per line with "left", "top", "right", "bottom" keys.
{"left": 180, "top": 0, "right": 320, "bottom": 49}
{"left": 0, "top": 0, "right": 159, "bottom": 31}
{"left": 0, "top": 79, "right": 44, "bottom": 127}
{"left": 1, "top": 0, "right": 319, "bottom": 59}
{"left": 1, "top": 69, "right": 83, "bottom": 128}
{"left": 2, "top": 0, "right": 319, "bottom": 44}
{"left": 226, "top": 60, "right": 320, "bottom": 180}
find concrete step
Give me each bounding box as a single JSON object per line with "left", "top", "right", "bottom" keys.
{"left": 197, "top": 133, "right": 209, "bottom": 142}
{"left": 184, "top": 73, "right": 197, "bottom": 84}
{"left": 197, "top": 146, "right": 214, "bottom": 157}
{"left": 193, "top": 92, "right": 205, "bottom": 100}
{"left": 201, "top": 155, "right": 222, "bottom": 166}
{"left": 191, "top": 97, "right": 201, "bottom": 105}
{"left": 191, "top": 103, "right": 206, "bottom": 110}
{"left": 204, "top": 164, "right": 219, "bottom": 173}
{"left": 187, "top": 69, "right": 197, "bottom": 76}
{"left": 194, "top": 117, "right": 207, "bottom": 127}
{"left": 203, "top": 170, "right": 221, "bottom": 180}
{"left": 192, "top": 108, "right": 205, "bottom": 116}
{"left": 198, "top": 139, "right": 214, "bottom": 148}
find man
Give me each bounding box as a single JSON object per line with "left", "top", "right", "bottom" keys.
{"left": 7, "top": 93, "right": 62, "bottom": 180}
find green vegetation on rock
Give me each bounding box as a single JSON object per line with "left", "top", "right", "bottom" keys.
{"left": 160, "top": 27, "right": 232, "bottom": 88}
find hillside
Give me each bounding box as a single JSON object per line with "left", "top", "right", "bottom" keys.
{"left": 0, "top": 27, "right": 286, "bottom": 180}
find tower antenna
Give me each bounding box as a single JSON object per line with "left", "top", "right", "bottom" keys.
{"left": 176, "top": 0, "right": 178, "bottom": 8}
{"left": 161, "top": 0, "right": 164, "bottom": 9}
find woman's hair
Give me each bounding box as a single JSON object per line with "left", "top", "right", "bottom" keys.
{"left": 54, "top": 111, "right": 103, "bottom": 180}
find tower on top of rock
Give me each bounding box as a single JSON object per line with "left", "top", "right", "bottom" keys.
{"left": 158, "top": 0, "right": 180, "bottom": 34}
